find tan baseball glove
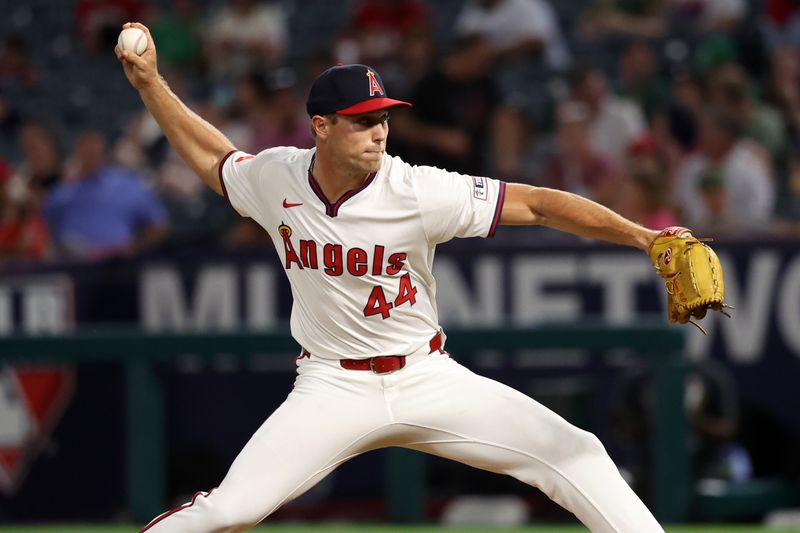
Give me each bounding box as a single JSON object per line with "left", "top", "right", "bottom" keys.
{"left": 648, "top": 226, "right": 732, "bottom": 333}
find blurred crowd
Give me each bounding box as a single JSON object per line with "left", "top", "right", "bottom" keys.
{"left": 3, "top": 0, "right": 800, "bottom": 263}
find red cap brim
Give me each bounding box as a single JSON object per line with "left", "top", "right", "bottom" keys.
{"left": 336, "top": 97, "right": 412, "bottom": 115}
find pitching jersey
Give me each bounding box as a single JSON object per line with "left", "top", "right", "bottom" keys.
{"left": 220, "top": 147, "right": 506, "bottom": 359}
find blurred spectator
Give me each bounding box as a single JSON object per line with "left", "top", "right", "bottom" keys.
{"left": 569, "top": 66, "right": 646, "bottom": 166}
{"left": 205, "top": 0, "right": 288, "bottom": 81}
{"left": 760, "top": 0, "right": 800, "bottom": 51}
{"left": 692, "top": 34, "right": 739, "bottom": 77}
{"left": 16, "top": 122, "right": 63, "bottom": 196}
{"left": 116, "top": 70, "right": 249, "bottom": 168}
{"left": 149, "top": 0, "right": 203, "bottom": 74}
{"left": 616, "top": 41, "right": 670, "bottom": 120}
{"left": 44, "top": 131, "right": 168, "bottom": 260}
{"left": 115, "top": 71, "right": 205, "bottom": 170}
{"left": 75, "top": 0, "right": 150, "bottom": 55}
{"left": 0, "top": 34, "right": 39, "bottom": 90}
{"left": 691, "top": 26, "right": 769, "bottom": 82}
{"left": 541, "top": 100, "right": 620, "bottom": 207}
{"left": 670, "top": 0, "right": 747, "bottom": 36}
{"left": 454, "top": 0, "right": 570, "bottom": 71}
{"left": 335, "top": 0, "right": 431, "bottom": 92}
{"left": 155, "top": 144, "right": 234, "bottom": 248}
{"left": 116, "top": 112, "right": 234, "bottom": 249}
{"left": 213, "top": 87, "right": 273, "bottom": 249}
{"left": 708, "top": 63, "right": 786, "bottom": 163}
{"left": 670, "top": 70, "right": 705, "bottom": 117}
{"left": 0, "top": 160, "right": 48, "bottom": 261}
{"left": 580, "top": 0, "right": 747, "bottom": 48}
{"left": 649, "top": 103, "right": 698, "bottom": 183}
{"left": 765, "top": 47, "right": 800, "bottom": 220}
{"left": 579, "top": 0, "right": 667, "bottom": 41}
{"left": 390, "top": 35, "right": 524, "bottom": 177}
{"left": 674, "top": 108, "right": 775, "bottom": 234}
{"left": 393, "top": 27, "right": 436, "bottom": 100}
{"left": 616, "top": 133, "right": 679, "bottom": 229}
{"left": 115, "top": 73, "right": 242, "bottom": 248}
{"left": 233, "top": 68, "right": 313, "bottom": 153}
{"left": 193, "top": 100, "right": 251, "bottom": 155}
{"left": 765, "top": 47, "right": 800, "bottom": 150}
{"left": 303, "top": 49, "right": 337, "bottom": 88}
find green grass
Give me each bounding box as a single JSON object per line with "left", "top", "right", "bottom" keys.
{"left": 2, "top": 526, "right": 799, "bottom": 533}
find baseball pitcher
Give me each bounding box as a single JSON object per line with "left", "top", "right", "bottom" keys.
{"left": 116, "top": 22, "right": 727, "bottom": 533}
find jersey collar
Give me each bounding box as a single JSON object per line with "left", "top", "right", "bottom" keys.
{"left": 307, "top": 153, "right": 379, "bottom": 218}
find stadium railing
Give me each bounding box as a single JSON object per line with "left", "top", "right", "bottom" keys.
{"left": 0, "top": 324, "right": 687, "bottom": 524}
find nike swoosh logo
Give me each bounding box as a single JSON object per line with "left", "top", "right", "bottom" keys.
{"left": 283, "top": 199, "right": 303, "bottom": 208}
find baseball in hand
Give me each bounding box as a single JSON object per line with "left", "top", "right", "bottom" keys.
{"left": 117, "top": 27, "right": 147, "bottom": 55}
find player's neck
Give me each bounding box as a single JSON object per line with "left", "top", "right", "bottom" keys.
{"left": 311, "top": 153, "right": 373, "bottom": 202}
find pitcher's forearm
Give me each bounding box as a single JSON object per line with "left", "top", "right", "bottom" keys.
{"left": 533, "top": 188, "right": 658, "bottom": 250}
{"left": 501, "top": 184, "right": 658, "bottom": 250}
{"left": 139, "top": 77, "right": 235, "bottom": 195}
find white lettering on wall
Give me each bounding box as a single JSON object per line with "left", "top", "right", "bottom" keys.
{"left": 246, "top": 265, "right": 277, "bottom": 329}
{"left": 0, "top": 289, "right": 10, "bottom": 334}
{"left": 0, "top": 276, "right": 71, "bottom": 335}
{"left": 511, "top": 256, "right": 580, "bottom": 325}
{"left": 586, "top": 254, "right": 653, "bottom": 324}
{"left": 434, "top": 257, "right": 503, "bottom": 325}
{"left": 141, "top": 266, "right": 238, "bottom": 331}
{"left": 777, "top": 254, "right": 800, "bottom": 356}
{"left": 22, "top": 285, "right": 68, "bottom": 333}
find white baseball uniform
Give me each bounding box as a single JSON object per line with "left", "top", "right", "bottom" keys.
{"left": 142, "top": 147, "right": 664, "bottom": 533}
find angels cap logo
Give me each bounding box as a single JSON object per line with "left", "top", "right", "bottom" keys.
{"left": 306, "top": 64, "right": 411, "bottom": 116}
{"left": 366, "top": 70, "right": 384, "bottom": 97}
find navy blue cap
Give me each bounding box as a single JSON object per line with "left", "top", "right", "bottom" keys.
{"left": 306, "top": 64, "right": 412, "bottom": 117}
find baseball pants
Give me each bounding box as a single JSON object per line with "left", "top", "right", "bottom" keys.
{"left": 141, "top": 342, "right": 664, "bottom": 533}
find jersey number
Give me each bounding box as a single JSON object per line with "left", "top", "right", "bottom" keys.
{"left": 363, "top": 274, "right": 418, "bottom": 319}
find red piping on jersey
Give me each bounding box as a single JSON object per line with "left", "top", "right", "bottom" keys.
{"left": 488, "top": 181, "right": 507, "bottom": 238}
{"left": 307, "top": 155, "right": 378, "bottom": 218}
{"left": 140, "top": 488, "right": 216, "bottom": 532}
{"left": 218, "top": 150, "right": 237, "bottom": 209}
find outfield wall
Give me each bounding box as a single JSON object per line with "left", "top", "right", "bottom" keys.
{"left": 0, "top": 239, "right": 797, "bottom": 521}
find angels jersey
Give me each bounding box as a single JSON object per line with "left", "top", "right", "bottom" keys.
{"left": 220, "top": 147, "right": 506, "bottom": 360}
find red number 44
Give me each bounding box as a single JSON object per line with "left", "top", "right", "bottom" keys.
{"left": 363, "top": 273, "right": 418, "bottom": 319}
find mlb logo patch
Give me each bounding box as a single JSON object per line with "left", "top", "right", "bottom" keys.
{"left": 0, "top": 366, "right": 74, "bottom": 495}
{"left": 472, "top": 176, "right": 487, "bottom": 201}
